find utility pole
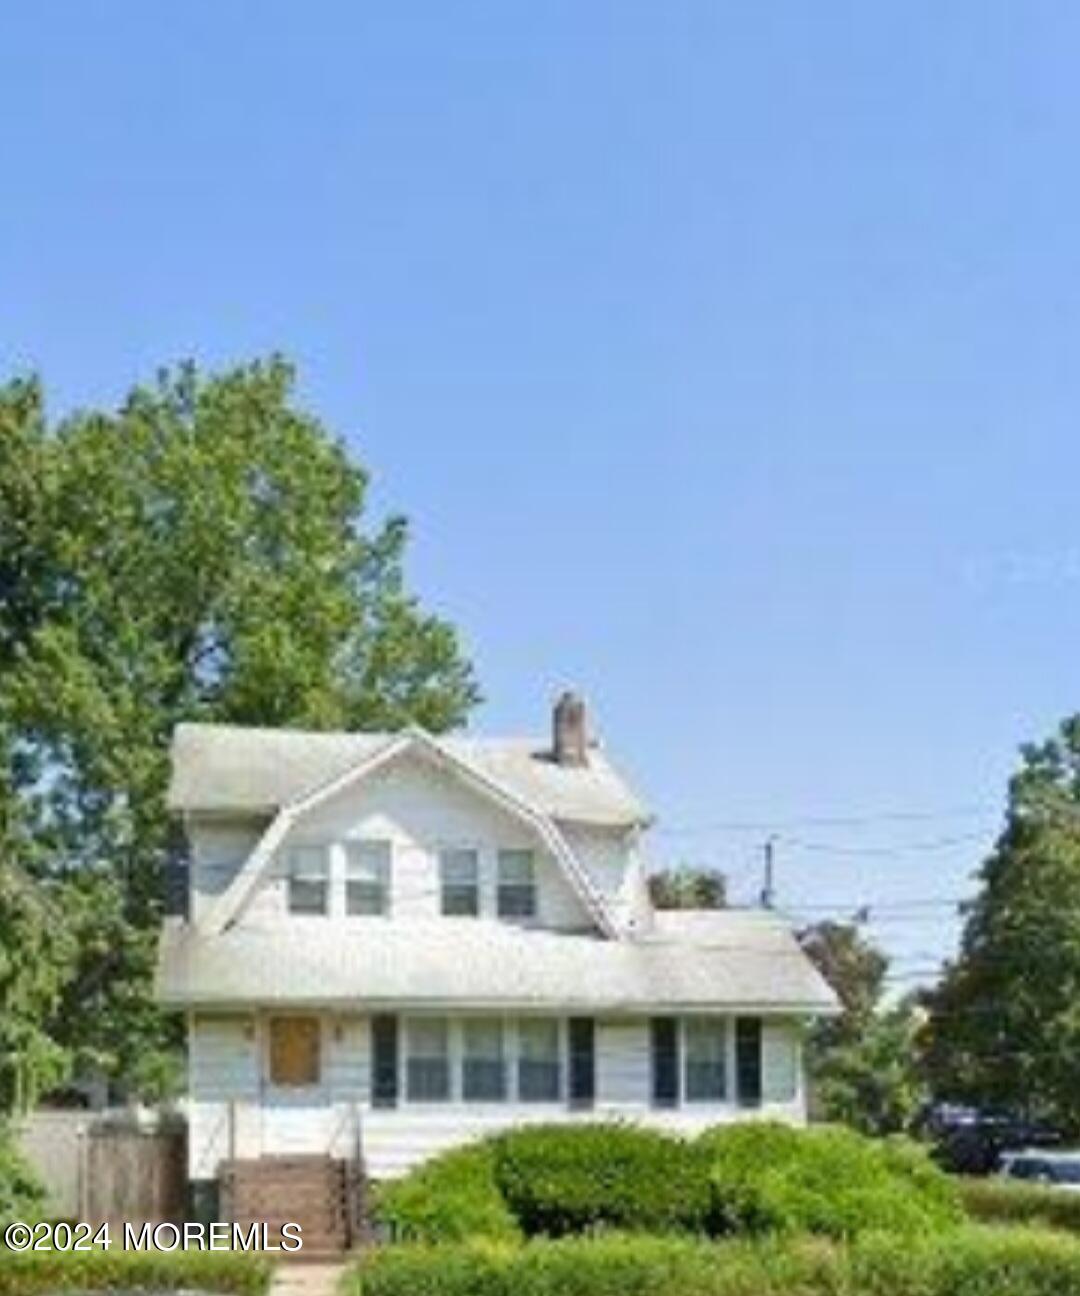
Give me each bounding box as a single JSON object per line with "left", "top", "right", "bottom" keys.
{"left": 760, "top": 835, "right": 777, "bottom": 909}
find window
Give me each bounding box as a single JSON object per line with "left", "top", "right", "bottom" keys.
{"left": 684, "top": 1018, "right": 727, "bottom": 1101}
{"left": 462, "top": 1018, "right": 507, "bottom": 1101}
{"left": 440, "top": 849, "right": 479, "bottom": 916}
{"left": 406, "top": 1018, "right": 450, "bottom": 1101}
{"left": 518, "top": 1019, "right": 560, "bottom": 1101}
{"left": 497, "top": 850, "right": 537, "bottom": 920}
{"left": 345, "top": 841, "right": 391, "bottom": 915}
{"left": 287, "top": 846, "right": 329, "bottom": 915}
{"left": 268, "top": 1015, "right": 321, "bottom": 1087}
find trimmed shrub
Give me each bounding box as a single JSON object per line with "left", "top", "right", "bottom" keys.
{"left": 492, "top": 1124, "right": 713, "bottom": 1237}
{"left": 0, "top": 1247, "right": 272, "bottom": 1296}
{"left": 960, "top": 1175, "right": 1080, "bottom": 1233}
{"left": 371, "top": 1142, "right": 521, "bottom": 1244}
{"left": 702, "top": 1122, "right": 961, "bottom": 1239}
{"left": 352, "top": 1228, "right": 1080, "bottom": 1296}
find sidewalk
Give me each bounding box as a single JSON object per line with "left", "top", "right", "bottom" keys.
{"left": 269, "top": 1260, "right": 345, "bottom": 1296}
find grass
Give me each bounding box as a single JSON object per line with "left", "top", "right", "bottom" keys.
{"left": 960, "top": 1176, "right": 1080, "bottom": 1233}
{"left": 0, "top": 1246, "right": 273, "bottom": 1296}
{"left": 347, "top": 1226, "right": 1080, "bottom": 1296}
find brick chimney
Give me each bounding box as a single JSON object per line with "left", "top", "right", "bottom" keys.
{"left": 552, "top": 691, "right": 588, "bottom": 766}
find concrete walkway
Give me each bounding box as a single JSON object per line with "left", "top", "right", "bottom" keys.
{"left": 269, "top": 1260, "right": 346, "bottom": 1296}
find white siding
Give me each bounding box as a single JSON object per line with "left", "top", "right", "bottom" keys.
{"left": 236, "top": 756, "right": 594, "bottom": 932}
{"left": 187, "top": 1011, "right": 807, "bottom": 1181}
{"left": 188, "top": 819, "right": 267, "bottom": 925}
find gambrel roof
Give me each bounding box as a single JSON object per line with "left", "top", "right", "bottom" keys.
{"left": 168, "top": 722, "right": 649, "bottom": 828}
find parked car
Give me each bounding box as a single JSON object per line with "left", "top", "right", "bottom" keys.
{"left": 921, "top": 1104, "right": 1061, "bottom": 1175}
{"left": 1000, "top": 1149, "right": 1080, "bottom": 1191}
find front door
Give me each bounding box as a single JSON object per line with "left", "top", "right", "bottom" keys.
{"left": 261, "top": 1014, "right": 335, "bottom": 1155}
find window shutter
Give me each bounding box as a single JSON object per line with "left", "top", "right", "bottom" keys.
{"left": 568, "top": 1017, "right": 595, "bottom": 1108}
{"left": 372, "top": 1014, "right": 399, "bottom": 1108}
{"left": 736, "top": 1016, "right": 763, "bottom": 1107}
{"left": 762, "top": 1021, "right": 799, "bottom": 1104}
{"left": 650, "top": 1018, "right": 680, "bottom": 1108}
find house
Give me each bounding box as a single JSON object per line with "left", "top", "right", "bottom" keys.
{"left": 157, "top": 693, "right": 836, "bottom": 1223}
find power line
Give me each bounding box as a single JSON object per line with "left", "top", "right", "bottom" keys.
{"left": 653, "top": 805, "right": 997, "bottom": 836}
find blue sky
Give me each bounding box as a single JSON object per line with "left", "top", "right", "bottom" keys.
{"left": 3, "top": 2, "right": 1079, "bottom": 981}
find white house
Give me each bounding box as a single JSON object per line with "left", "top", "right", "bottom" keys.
{"left": 157, "top": 693, "right": 836, "bottom": 1224}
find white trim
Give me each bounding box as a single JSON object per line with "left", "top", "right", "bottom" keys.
{"left": 202, "top": 729, "right": 616, "bottom": 937}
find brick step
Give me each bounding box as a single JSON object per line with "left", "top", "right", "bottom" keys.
{"left": 232, "top": 1196, "right": 344, "bottom": 1210}
{"left": 226, "top": 1174, "right": 346, "bottom": 1190}
{"left": 229, "top": 1188, "right": 346, "bottom": 1205}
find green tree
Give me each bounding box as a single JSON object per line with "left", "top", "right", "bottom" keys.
{"left": 0, "top": 862, "right": 74, "bottom": 1113}
{"left": 923, "top": 717, "right": 1080, "bottom": 1134}
{"left": 800, "top": 921, "right": 924, "bottom": 1135}
{"left": 647, "top": 867, "right": 727, "bottom": 909}
{"left": 0, "top": 359, "right": 480, "bottom": 1095}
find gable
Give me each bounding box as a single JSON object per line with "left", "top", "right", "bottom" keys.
{"left": 240, "top": 752, "right": 593, "bottom": 930}
{"left": 199, "top": 733, "right": 616, "bottom": 936}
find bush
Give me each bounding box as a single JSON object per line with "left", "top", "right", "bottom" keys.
{"left": 371, "top": 1142, "right": 521, "bottom": 1244}
{"left": 0, "top": 1127, "right": 46, "bottom": 1226}
{"left": 351, "top": 1228, "right": 1080, "bottom": 1296}
{"left": 702, "top": 1122, "right": 961, "bottom": 1239}
{"left": 492, "top": 1124, "right": 712, "bottom": 1237}
{"left": 960, "top": 1175, "right": 1080, "bottom": 1233}
{"left": 0, "top": 1247, "right": 272, "bottom": 1296}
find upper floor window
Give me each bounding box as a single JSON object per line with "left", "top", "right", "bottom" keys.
{"left": 406, "top": 1017, "right": 450, "bottom": 1102}
{"left": 685, "top": 1017, "right": 727, "bottom": 1102}
{"left": 287, "top": 846, "right": 329, "bottom": 916}
{"left": 497, "top": 850, "right": 536, "bottom": 920}
{"left": 345, "top": 841, "right": 391, "bottom": 916}
{"left": 440, "top": 848, "right": 479, "bottom": 916}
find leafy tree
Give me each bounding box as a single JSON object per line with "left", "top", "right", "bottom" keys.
{"left": 811, "top": 999, "right": 927, "bottom": 1136}
{"left": 0, "top": 862, "right": 73, "bottom": 1113}
{"left": 0, "top": 359, "right": 480, "bottom": 1095}
{"left": 800, "top": 920, "right": 924, "bottom": 1135}
{"left": 923, "top": 717, "right": 1080, "bottom": 1134}
{"left": 647, "top": 867, "right": 726, "bottom": 910}
{"left": 800, "top": 920, "right": 887, "bottom": 1049}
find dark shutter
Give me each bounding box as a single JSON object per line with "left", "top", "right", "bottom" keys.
{"left": 568, "top": 1017, "right": 595, "bottom": 1108}
{"left": 736, "top": 1017, "right": 762, "bottom": 1107}
{"left": 372, "top": 1014, "right": 399, "bottom": 1109}
{"left": 651, "top": 1018, "right": 680, "bottom": 1108}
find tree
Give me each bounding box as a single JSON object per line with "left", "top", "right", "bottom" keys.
{"left": 923, "top": 717, "right": 1080, "bottom": 1135}
{"left": 648, "top": 867, "right": 726, "bottom": 910}
{"left": 0, "top": 359, "right": 480, "bottom": 1094}
{"left": 799, "top": 920, "right": 924, "bottom": 1135}
{"left": 0, "top": 862, "right": 73, "bottom": 1113}
{"left": 799, "top": 920, "right": 887, "bottom": 1050}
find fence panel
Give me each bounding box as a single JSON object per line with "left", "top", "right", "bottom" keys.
{"left": 81, "top": 1124, "right": 187, "bottom": 1228}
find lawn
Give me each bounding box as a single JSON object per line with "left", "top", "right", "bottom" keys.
{"left": 0, "top": 1247, "right": 272, "bottom": 1296}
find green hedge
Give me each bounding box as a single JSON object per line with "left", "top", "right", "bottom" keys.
{"left": 372, "top": 1123, "right": 958, "bottom": 1245}
{"left": 703, "top": 1123, "right": 961, "bottom": 1240}
{"left": 372, "top": 1142, "right": 521, "bottom": 1244}
{"left": 0, "top": 1247, "right": 272, "bottom": 1296}
{"left": 493, "top": 1124, "right": 713, "bottom": 1237}
{"left": 0, "top": 1127, "right": 46, "bottom": 1226}
{"left": 351, "top": 1228, "right": 1080, "bottom": 1296}
{"left": 960, "top": 1176, "right": 1080, "bottom": 1233}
